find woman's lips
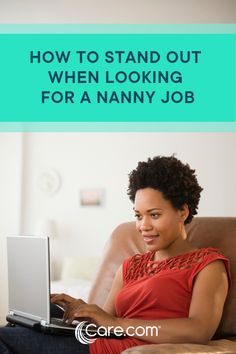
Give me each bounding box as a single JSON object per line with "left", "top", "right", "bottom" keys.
{"left": 143, "top": 235, "right": 159, "bottom": 244}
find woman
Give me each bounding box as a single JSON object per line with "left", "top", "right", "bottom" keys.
{"left": 0, "top": 155, "right": 231, "bottom": 354}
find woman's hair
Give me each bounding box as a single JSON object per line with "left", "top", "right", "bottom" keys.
{"left": 127, "top": 155, "right": 203, "bottom": 224}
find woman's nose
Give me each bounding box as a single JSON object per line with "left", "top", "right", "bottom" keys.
{"left": 139, "top": 217, "right": 152, "bottom": 231}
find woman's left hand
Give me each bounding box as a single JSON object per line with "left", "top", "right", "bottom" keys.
{"left": 63, "top": 299, "right": 120, "bottom": 329}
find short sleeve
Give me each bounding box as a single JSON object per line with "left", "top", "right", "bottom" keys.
{"left": 188, "top": 251, "right": 231, "bottom": 291}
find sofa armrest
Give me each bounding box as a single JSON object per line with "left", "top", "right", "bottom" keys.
{"left": 121, "top": 339, "right": 236, "bottom": 354}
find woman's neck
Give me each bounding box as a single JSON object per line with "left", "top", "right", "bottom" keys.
{"left": 153, "top": 239, "right": 197, "bottom": 262}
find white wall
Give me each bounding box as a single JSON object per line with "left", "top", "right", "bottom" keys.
{"left": 0, "top": 0, "right": 235, "bottom": 23}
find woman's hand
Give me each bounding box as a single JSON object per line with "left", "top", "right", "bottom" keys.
{"left": 50, "top": 293, "right": 76, "bottom": 310}
{"left": 63, "top": 298, "right": 120, "bottom": 329}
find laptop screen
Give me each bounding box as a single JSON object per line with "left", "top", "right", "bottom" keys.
{"left": 7, "top": 236, "right": 50, "bottom": 323}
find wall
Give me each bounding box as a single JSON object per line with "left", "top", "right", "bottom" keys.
{"left": 21, "top": 132, "right": 236, "bottom": 271}
{"left": 0, "top": 134, "right": 23, "bottom": 325}
{"left": 0, "top": 0, "right": 235, "bottom": 23}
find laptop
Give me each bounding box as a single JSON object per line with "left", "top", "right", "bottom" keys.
{"left": 6, "top": 236, "right": 92, "bottom": 335}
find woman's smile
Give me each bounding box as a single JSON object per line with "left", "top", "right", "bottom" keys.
{"left": 143, "top": 235, "right": 160, "bottom": 244}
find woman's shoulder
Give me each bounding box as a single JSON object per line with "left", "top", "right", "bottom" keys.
{"left": 186, "top": 246, "right": 225, "bottom": 257}
{"left": 182, "top": 247, "right": 229, "bottom": 265}
{"left": 186, "top": 247, "right": 231, "bottom": 289}
{"left": 164, "top": 247, "right": 229, "bottom": 272}
{"left": 176, "top": 246, "right": 226, "bottom": 261}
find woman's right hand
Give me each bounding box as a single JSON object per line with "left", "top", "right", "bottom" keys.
{"left": 50, "top": 293, "right": 76, "bottom": 310}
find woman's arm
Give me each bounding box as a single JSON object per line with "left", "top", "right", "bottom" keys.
{"left": 116, "top": 260, "right": 229, "bottom": 344}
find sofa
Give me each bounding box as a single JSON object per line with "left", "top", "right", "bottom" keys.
{"left": 88, "top": 217, "right": 236, "bottom": 354}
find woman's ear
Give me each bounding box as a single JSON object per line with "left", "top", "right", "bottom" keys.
{"left": 179, "top": 204, "right": 189, "bottom": 223}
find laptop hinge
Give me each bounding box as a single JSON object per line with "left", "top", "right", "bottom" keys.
{"left": 40, "top": 320, "right": 49, "bottom": 327}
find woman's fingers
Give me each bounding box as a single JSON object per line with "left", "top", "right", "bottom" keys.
{"left": 63, "top": 299, "right": 87, "bottom": 323}
{"left": 51, "top": 293, "right": 76, "bottom": 309}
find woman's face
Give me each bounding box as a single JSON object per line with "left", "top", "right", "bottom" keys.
{"left": 134, "top": 187, "right": 185, "bottom": 252}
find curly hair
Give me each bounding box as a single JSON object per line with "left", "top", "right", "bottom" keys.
{"left": 127, "top": 155, "right": 203, "bottom": 224}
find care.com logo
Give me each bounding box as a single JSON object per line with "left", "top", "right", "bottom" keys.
{"left": 75, "top": 321, "right": 160, "bottom": 344}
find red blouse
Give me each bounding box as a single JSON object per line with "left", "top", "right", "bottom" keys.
{"left": 89, "top": 247, "right": 231, "bottom": 354}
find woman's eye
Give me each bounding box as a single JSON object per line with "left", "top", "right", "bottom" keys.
{"left": 134, "top": 214, "right": 142, "bottom": 220}
{"left": 151, "top": 213, "right": 160, "bottom": 219}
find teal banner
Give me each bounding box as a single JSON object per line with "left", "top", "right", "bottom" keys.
{"left": 0, "top": 32, "right": 235, "bottom": 123}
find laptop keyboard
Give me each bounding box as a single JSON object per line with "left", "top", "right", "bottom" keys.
{"left": 51, "top": 318, "right": 78, "bottom": 328}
